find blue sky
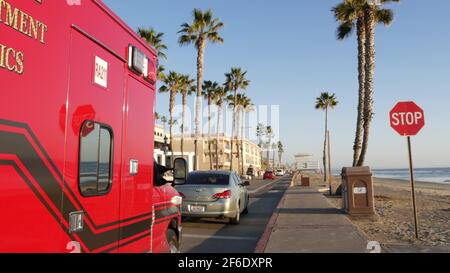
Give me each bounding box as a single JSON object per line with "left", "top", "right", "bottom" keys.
{"left": 103, "top": 0, "right": 450, "bottom": 169}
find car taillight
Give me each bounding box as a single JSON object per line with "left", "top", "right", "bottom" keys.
{"left": 213, "top": 190, "right": 231, "bottom": 199}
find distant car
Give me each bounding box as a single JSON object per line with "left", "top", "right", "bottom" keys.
{"left": 275, "top": 169, "right": 284, "bottom": 176}
{"left": 175, "top": 171, "right": 250, "bottom": 224}
{"left": 263, "top": 170, "right": 276, "bottom": 180}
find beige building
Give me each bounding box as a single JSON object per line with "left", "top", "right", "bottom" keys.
{"left": 154, "top": 124, "right": 262, "bottom": 173}
{"left": 171, "top": 134, "right": 262, "bottom": 174}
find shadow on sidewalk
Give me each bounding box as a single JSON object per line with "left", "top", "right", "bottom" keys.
{"left": 284, "top": 191, "right": 323, "bottom": 195}
{"left": 276, "top": 207, "right": 344, "bottom": 215}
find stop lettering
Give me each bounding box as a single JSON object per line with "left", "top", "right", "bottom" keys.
{"left": 390, "top": 101, "right": 425, "bottom": 136}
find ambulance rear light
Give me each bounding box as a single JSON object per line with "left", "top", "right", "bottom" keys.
{"left": 128, "top": 45, "right": 148, "bottom": 77}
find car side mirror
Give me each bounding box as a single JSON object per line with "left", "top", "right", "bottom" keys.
{"left": 173, "top": 158, "right": 187, "bottom": 185}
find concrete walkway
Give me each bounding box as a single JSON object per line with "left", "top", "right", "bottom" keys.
{"left": 259, "top": 183, "right": 371, "bottom": 253}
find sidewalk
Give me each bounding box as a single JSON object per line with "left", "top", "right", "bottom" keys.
{"left": 257, "top": 177, "right": 370, "bottom": 253}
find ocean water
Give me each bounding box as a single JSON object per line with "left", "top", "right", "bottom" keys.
{"left": 332, "top": 168, "right": 450, "bottom": 184}
{"left": 372, "top": 168, "right": 450, "bottom": 184}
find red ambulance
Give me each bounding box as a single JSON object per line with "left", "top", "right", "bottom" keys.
{"left": 0, "top": 0, "right": 187, "bottom": 253}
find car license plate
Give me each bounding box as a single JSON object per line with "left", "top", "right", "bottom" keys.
{"left": 189, "top": 205, "right": 205, "bottom": 213}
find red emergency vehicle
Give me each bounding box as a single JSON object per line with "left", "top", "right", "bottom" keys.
{"left": 0, "top": 0, "right": 187, "bottom": 253}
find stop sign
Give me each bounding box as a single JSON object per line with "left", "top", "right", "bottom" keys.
{"left": 390, "top": 101, "right": 425, "bottom": 136}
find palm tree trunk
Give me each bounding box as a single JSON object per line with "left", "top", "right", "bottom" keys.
{"left": 278, "top": 152, "right": 282, "bottom": 168}
{"left": 241, "top": 108, "right": 245, "bottom": 176}
{"left": 230, "top": 89, "right": 237, "bottom": 171}
{"left": 323, "top": 107, "right": 328, "bottom": 182}
{"left": 353, "top": 18, "right": 366, "bottom": 167}
{"left": 208, "top": 98, "right": 213, "bottom": 170}
{"left": 169, "top": 90, "right": 176, "bottom": 167}
{"left": 272, "top": 147, "right": 276, "bottom": 168}
{"left": 236, "top": 108, "right": 241, "bottom": 174}
{"left": 358, "top": 7, "right": 376, "bottom": 167}
{"left": 216, "top": 103, "right": 222, "bottom": 170}
{"left": 181, "top": 92, "right": 187, "bottom": 158}
{"left": 195, "top": 39, "right": 206, "bottom": 171}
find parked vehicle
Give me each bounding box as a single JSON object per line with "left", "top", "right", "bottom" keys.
{"left": 0, "top": 0, "right": 186, "bottom": 253}
{"left": 275, "top": 169, "right": 285, "bottom": 176}
{"left": 175, "top": 171, "right": 250, "bottom": 225}
{"left": 263, "top": 170, "right": 276, "bottom": 180}
{"left": 246, "top": 166, "right": 255, "bottom": 180}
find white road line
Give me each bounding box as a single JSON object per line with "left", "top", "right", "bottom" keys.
{"left": 248, "top": 178, "right": 284, "bottom": 194}
{"left": 183, "top": 234, "right": 257, "bottom": 241}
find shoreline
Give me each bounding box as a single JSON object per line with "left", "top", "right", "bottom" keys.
{"left": 374, "top": 177, "right": 450, "bottom": 187}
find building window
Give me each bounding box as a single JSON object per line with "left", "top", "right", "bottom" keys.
{"left": 79, "top": 121, "right": 113, "bottom": 197}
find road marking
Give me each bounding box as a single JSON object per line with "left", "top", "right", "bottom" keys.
{"left": 248, "top": 178, "right": 286, "bottom": 194}
{"left": 183, "top": 234, "right": 257, "bottom": 241}
{"left": 268, "top": 190, "right": 283, "bottom": 193}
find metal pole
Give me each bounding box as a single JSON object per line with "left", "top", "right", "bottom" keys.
{"left": 327, "top": 130, "right": 332, "bottom": 196}
{"left": 407, "top": 136, "right": 419, "bottom": 240}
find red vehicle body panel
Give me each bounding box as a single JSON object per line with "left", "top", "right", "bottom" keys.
{"left": 0, "top": 0, "right": 181, "bottom": 253}
{"left": 263, "top": 172, "right": 276, "bottom": 180}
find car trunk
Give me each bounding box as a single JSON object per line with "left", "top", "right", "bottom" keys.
{"left": 175, "top": 185, "right": 231, "bottom": 202}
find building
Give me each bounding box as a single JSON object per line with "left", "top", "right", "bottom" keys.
{"left": 171, "top": 134, "right": 262, "bottom": 174}
{"left": 154, "top": 124, "right": 262, "bottom": 173}
{"left": 295, "top": 154, "right": 321, "bottom": 172}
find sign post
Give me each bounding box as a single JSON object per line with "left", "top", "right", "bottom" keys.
{"left": 390, "top": 101, "right": 425, "bottom": 240}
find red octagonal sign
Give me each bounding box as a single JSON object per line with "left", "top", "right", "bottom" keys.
{"left": 390, "top": 101, "right": 425, "bottom": 136}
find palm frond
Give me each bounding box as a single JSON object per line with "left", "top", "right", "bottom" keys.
{"left": 376, "top": 8, "right": 394, "bottom": 26}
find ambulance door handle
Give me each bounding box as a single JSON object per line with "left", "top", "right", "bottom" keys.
{"left": 69, "top": 211, "right": 84, "bottom": 233}
{"left": 130, "top": 159, "right": 139, "bottom": 176}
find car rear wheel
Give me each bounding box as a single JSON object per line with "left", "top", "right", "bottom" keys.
{"left": 166, "top": 229, "right": 179, "bottom": 253}
{"left": 229, "top": 202, "right": 241, "bottom": 225}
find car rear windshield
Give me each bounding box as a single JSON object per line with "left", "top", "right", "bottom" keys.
{"left": 185, "top": 173, "right": 230, "bottom": 185}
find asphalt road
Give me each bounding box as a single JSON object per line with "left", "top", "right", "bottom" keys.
{"left": 181, "top": 176, "right": 292, "bottom": 253}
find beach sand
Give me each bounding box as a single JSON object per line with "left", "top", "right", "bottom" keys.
{"left": 305, "top": 173, "right": 450, "bottom": 251}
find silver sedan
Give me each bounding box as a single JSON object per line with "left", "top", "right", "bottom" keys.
{"left": 175, "top": 171, "right": 250, "bottom": 224}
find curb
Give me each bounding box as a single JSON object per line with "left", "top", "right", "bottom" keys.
{"left": 254, "top": 176, "right": 294, "bottom": 253}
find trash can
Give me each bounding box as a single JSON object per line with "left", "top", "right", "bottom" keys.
{"left": 301, "top": 176, "right": 310, "bottom": 187}
{"left": 341, "top": 167, "right": 375, "bottom": 215}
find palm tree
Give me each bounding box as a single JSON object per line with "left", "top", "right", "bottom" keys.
{"left": 224, "top": 68, "right": 250, "bottom": 171}
{"left": 155, "top": 112, "right": 161, "bottom": 124}
{"left": 277, "top": 141, "right": 284, "bottom": 168}
{"left": 257, "top": 123, "right": 267, "bottom": 169}
{"left": 178, "top": 9, "right": 224, "bottom": 170}
{"left": 265, "top": 126, "right": 273, "bottom": 168}
{"left": 179, "top": 74, "right": 195, "bottom": 158}
{"left": 333, "top": 0, "right": 366, "bottom": 167}
{"left": 138, "top": 27, "right": 168, "bottom": 61}
{"left": 358, "top": 0, "right": 399, "bottom": 166}
{"left": 212, "top": 86, "right": 229, "bottom": 170}
{"left": 161, "top": 115, "right": 168, "bottom": 134}
{"left": 333, "top": 0, "right": 399, "bottom": 166}
{"left": 271, "top": 143, "right": 277, "bottom": 169}
{"left": 315, "top": 92, "right": 338, "bottom": 182}
{"left": 227, "top": 93, "right": 251, "bottom": 175}
{"left": 203, "top": 81, "right": 221, "bottom": 170}
{"left": 256, "top": 123, "right": 266, "bottom": 148}
{"left": 137, "top": 27, "right": 167, "bottom": 83}
{"left": 159, "top": 71, "right": 182, "bottom": 165}
{"left": 239, "top": 96, "right": 254, "bottom": 176}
